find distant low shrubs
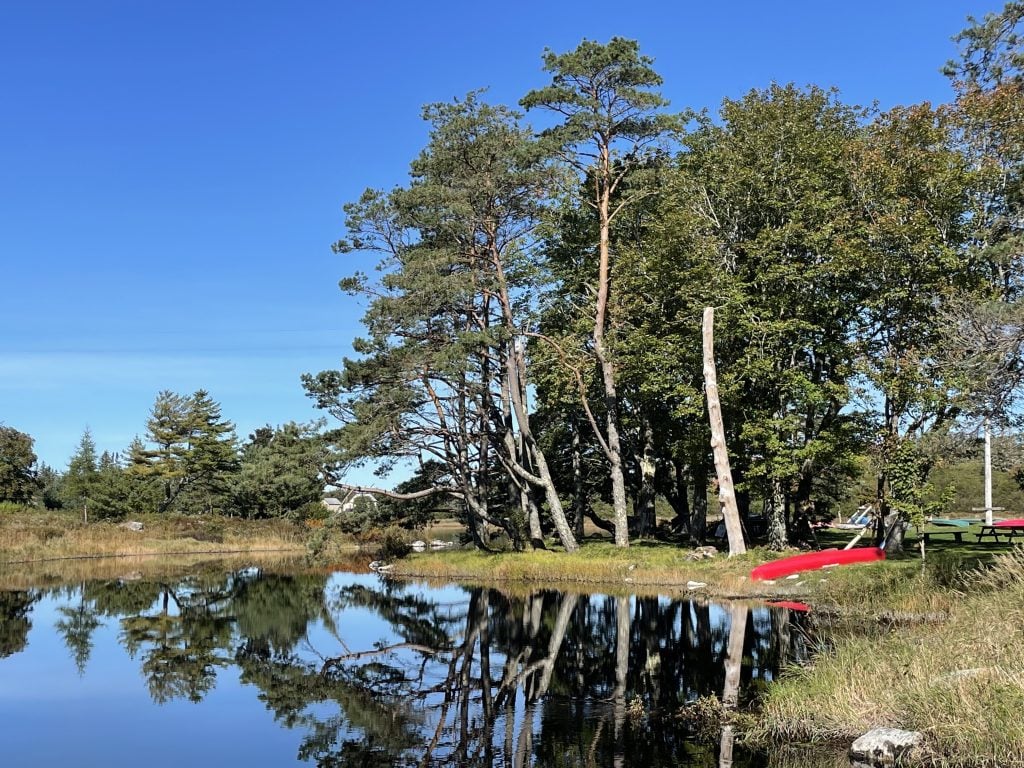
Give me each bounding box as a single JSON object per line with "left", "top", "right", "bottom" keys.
{"left": 0, "top": 501, "right": 32, "bottom": 516}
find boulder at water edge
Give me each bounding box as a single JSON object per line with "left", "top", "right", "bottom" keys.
{"left": 850, "top": 727, "right": 923, "bottom": 766}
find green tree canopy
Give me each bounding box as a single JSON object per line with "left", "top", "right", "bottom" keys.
{"left": 130, "top": 390, "right": 238, "bottom": 514}
{"left": 63, "top": 427, "right": 98, "bottom": 519}
{"left": 232, "top": 422, "right": 327, "bottom": 519}
{"left": 0, "top": 426, "right": 40, "bottom": 505}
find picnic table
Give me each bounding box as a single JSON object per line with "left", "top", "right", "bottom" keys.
{"left": 976, "top": 521, "right": 1024, "bottom": 543}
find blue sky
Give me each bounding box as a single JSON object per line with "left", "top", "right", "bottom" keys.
{"left": 0, "top": 0, "right": 997, "bottom": 482}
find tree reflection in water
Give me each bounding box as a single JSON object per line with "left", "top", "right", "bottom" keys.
{"left": 0, "top": 590, "right": 38, "bottom": 659}
{"left": 21, "top": 570, "right": 808, "bottom": 766}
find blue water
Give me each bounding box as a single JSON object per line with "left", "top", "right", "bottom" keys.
{"left": 0, "top": 566, "right": 808, "bottom": 766}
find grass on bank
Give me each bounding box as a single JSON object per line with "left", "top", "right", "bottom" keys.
{"left": 0, "top": 507, "right": 308, "bottom": 565}
{"left": 391, "top": 540, "right": 763, "bottom": 594}
{"left": 388, "top": 522, "right": 1015, "bottom": 598}
{"left": 752, "top": 547, "right": 1024, "bottom": 767}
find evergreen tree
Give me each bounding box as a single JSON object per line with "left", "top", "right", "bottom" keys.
{"left": 522, "top": 37, "right": 679, "bottom": 547}
{"left": 91, "top": 448, "right": 161, "bottom": 519}
{"left": 131, "top": 390, "right": 191, "bottom": 511}
{"left": 64, "top": 427, "right": 99, "bottom": 522}
{"left": 55, "top": 592, "right": 101, "bottom": 675}
{"left": 131, "top": 390, "right": 238, "bottom": 514}
{"left": 35, "top": 462, "right": 64, "bottom": 509}
{"left": 181, "top": 390, "right": 238, "bottom": 514}
{"left": 307, "top": 92, "right": 578, "bottom": 550}
{"left": 231, "top": 422, "right": 326, "bottom": 519}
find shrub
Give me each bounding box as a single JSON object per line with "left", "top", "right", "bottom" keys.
{"left": 0, "top": 501, "right": 32, "bottom": 515}
{"left": 376, "top": 527, "right": 412, "bottom": 560}
{"left": 297, "top": 500, "right": 329, "bottom": 522}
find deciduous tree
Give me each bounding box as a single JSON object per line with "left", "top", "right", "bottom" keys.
{"left": 0, "top": 426, "right": 39, "bottom": 505}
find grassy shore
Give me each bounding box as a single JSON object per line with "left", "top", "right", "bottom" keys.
{"left": 0, "top": 508, "right": 308, "bottom": 566}
{"left": 391, "top": 541, "right": 815, "bottom": 597}
{"left": 750, "top": 547, "right": 1024, "bottom": 767}
{"left": 393, "top": 524, "right": 1009, "bottom": 598}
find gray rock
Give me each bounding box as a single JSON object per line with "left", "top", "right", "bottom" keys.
{"left": 850, "top": 727, "right": 923, "bottom": 765}
{"left": 684, "top": 546, "right": 718, "bottom": 561}
{"left": 120, "top": 521, "right": 144, "bottom": 532}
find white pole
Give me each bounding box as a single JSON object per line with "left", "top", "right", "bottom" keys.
{"left": 984, "top": 418, "right": 993, "bottom": 526}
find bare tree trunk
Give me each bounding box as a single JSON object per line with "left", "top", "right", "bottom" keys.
{"left": 532, "top": 448, "right": 577, "bottom": 551}
{"left": 600, "top": 354, "right": 630, "bottom": 548}
{"left": 690, "top": 456, "right": 708, "bottom": 545}
{"left": 595, "top": 172, "right": 629, "bottom": 549}
{"left": 499, "top": 351, "right": 529, "bottom": 551}
{"left": 719, "top": 602, "right": 747, "bottom": 768}
{"left": 766, "top": 477, "right": 787, "bottom": 551}
{"left": 571, "top": 415, "right": 586, "bottom": 541}
{"left": 722, "top": 602, "right": 748, "bottom": 708}
{"left": 463, "top": 492, "right": 493, "bottom": 551}
{"left": 702, "top": 308, "right": 746, "bottom": 556}
{"left": 491, "top": 249, "right": 578, "bottom": 551}
{"left": 633, "top": 416, "right": 657, "bottom": 537}
{"left": 613, "top": 594, "right": 630, "bottom": 768}
{"left": 521, "top": 455, "right": 545, "bottom": 550}
{"left": 719, "top": 725, "right": 736, "bottom": 768}
{"left": 533, "top": 594, "right": 577, "bottom": 696}
{"left": 664, "top": 456, "right": 691, "bottom": 533}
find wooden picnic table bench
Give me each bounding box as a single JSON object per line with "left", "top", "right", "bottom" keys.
{"left": 922, "top": 529, "right": 964, "bottom": 543}
{"left": 977, "top": 524, "right": 1024, "bottom": 543}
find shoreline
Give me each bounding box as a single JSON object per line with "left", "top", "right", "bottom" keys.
{"left": 4, "top": 510, "right": 1022, "bottom": 764}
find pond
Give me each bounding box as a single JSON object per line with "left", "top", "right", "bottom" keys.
{"left": 0, "top": 563, "right": 819, "bottom": 767}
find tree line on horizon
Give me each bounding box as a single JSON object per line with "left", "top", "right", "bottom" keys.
{"left": 0, "top": 391, "right": 328, "bottom": 521}
{"left": 301, "top": 4, "right": 1024, "bottom": 552}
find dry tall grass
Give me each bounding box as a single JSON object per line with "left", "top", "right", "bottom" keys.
{"left": 754, "top": 548, "right": 1024, "bottom": 766}
{"left": 0, "top": 510, "right": 307, "bottom": 565}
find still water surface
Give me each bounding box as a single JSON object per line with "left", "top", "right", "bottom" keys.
{"left": 0, "top": 565, "right": 812, "bottom": 766}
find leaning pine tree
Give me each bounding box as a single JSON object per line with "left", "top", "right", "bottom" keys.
{"left": 305, "top": 93, "right": 579, "bottom": 551}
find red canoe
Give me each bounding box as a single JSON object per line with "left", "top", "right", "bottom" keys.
{"left": 994, "top": 518, "right": 1024, "bottom": 528}
{"left": 751, "top": 547, "right": 885, "bottom": 581}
